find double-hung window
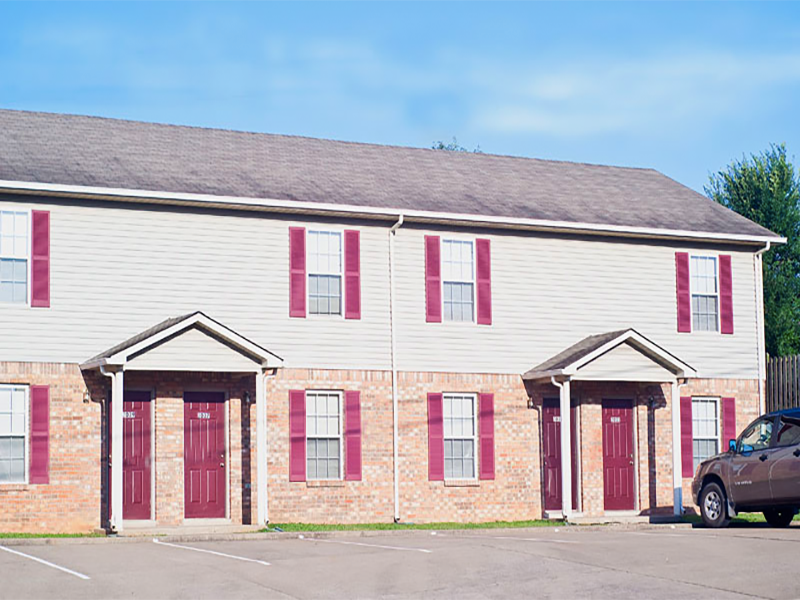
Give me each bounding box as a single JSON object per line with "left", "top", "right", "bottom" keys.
{"left": 690, "top": 256, "right": 719, "bottom": 332}
{"left": 0, "top": 385, "right": 28, "bottom": 483}
{"left": 306, "top": 391, "right": 342, "bottom": 479}
{"left": 443, "top": 393, "right": 477, "bottom": 479}
{"left": 692, "top": 397, "right": 719, "bottom": 471}
{"left": 442, "top": 239, "right": 474, "bottom": 322}
{"left": 307, "top": 230, "right": 342, "bottom": 316}
{"left": 0, "top": 210, "right": 29, "bottom": 304}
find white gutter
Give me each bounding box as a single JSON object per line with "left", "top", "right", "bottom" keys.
{"left": 0, "top": 179, "right": 785, "bottom": 246}
{"left": 389, "top": 214, "right": 404, "bottom": 522}
{"left": 754, "top": 241, "right": 771, "bottom": 414}
{"left": 550, "top": 376, "right": 572, "bottom": 520}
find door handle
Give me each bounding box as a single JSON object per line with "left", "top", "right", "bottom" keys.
{"left": 220, "top": 463, "right": 225, "bottom": 468}
{"left": 793, "top": 449, "right": 800, "bottom": 458}
{"left": 759, "top": 454, "right": 768, "bottom": 462}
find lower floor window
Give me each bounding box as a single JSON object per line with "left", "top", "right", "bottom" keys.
{"left": 0, "top": 385, "right": 27, "bottom": 483}
{"left": 692, "top": 397, "right": 719, "bottom": 471}
{"left": 443, "top": 393, "right": 477, "bottom": 479}
{"left": 306, "top": 391, "right": 342, "bottom": 480}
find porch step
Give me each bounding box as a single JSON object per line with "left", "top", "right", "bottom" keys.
{"left": 116, "top": 524, "right": 263, "bottom": 538}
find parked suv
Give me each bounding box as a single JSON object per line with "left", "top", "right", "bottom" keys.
{"left": 692, "top": 408, "right": 800, "bottom": 528}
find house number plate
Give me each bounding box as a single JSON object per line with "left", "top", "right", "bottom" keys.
{"left": 197, "top": 412, "right": 211, "bottom": 419}
{"left": 552, "top": 416, "right": 561, "bottom": 422}
{"left": 122, "top": 411, "right": 136, "bottom": 419}
{"left": 610, "top": 417, "right": 621, "bottom": 423}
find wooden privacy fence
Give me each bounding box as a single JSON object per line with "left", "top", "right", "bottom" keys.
{"left": 766, "top": 354, "right": 800, "bottom": 413}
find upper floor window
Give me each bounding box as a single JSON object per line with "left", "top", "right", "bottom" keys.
{"left": 690, "top": 256, "right": 718, "bottom": 332}
{"left": 307, "top": 230, "right": 342, "bottom": 316}
{"left": 0, "top": 210, "right": 29, "bottom": 304}
{"left": 442, "top": 239, "right": 474, "bottom": 322}
{"left": 0, "top": 385, "right": 28, "bottom": 483}
{"left": 443, "top": 393, "right": 477, "bottom": 479}
{"left": 306, "top": 390, "right": 342, "bottom": 480}
{"left": 692, "top": 397, "right": 719, "bottom": 471}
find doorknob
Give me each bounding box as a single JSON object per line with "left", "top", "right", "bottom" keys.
{"left": 759, "top": 454, "right": 768, "bottom": 462}
{"left": 220, "top": 462, "right": 225, "bottom": 468}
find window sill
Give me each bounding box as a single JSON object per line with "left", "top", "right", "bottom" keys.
{"left": 444, "top": 479, "right": 480, "bottom": 488}
{"left": 306, "top": 480, "right": 346, "bottom": 488}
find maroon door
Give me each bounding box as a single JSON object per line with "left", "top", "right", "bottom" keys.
{"left": 109, "top": 390, "right": 152, "bottom": 520}
{"left": 602, "top": 399, "right": 635, "bottom": 511}
{"left": 542, "top": 399, "right": 578, "bottom": 512}
{"left": 184, "top": 392, "right": 226, "bottom": 519}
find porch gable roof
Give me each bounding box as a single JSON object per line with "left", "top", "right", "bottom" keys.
{"left": 521, "top": 328, "right": 696, "bottom": 382}
{"left": 80, "top": 311, "right": 283, "bottom": 371}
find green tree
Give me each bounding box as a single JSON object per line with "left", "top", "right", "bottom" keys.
{"left": 706, "top": 144, "right": 800, "bottom": 356}
{"left": 431, "top": 137, "right": 482, "bottom": 153}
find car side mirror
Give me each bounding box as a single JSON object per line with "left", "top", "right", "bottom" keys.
{"left": 729, "top": 439, "right": 737, "bottom": 452}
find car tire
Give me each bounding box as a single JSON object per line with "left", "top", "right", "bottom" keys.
{"left": 700, "top": 482, "right": 730, "bottom": 528}
{"left": 763, "top": 509, "right": 795, "bottom": 528}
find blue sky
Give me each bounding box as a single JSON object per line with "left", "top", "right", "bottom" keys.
{"left": 1, "top": 2, "right": 799, "bottom": 192}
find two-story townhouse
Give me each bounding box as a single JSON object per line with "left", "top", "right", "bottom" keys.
{"left": 0, "top": 109, "right": 783, "bottom": 533}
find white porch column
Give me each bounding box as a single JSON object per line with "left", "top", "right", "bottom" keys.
{"left": 256, "top": 370, "right": 268, "bottom": 526}
{"left": 111, "top": 369, "right": 124, "bottom": 532}
{"left": 671, "top": 379, "right": 684, "bottom": 516}
{"left": 559, "top": 378, "right": 573, "bottom": 519}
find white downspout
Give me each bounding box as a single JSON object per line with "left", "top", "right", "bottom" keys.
{"left": 256, "top": 369, "right": 267, "bottom": 527}
{"left": 101, "top": 365, "right": 124, "bottom": 533}
{"left": 389, "top": 214, "right": 404, "bottom": 522}
{"left": 550, "top": 376, "right": 572, "bottom": 520}
{"left": 754, "top": 242, "right": 771, "bottom": 415}
{"left": 671, "top": 378, "right": 688, "bottom": 516}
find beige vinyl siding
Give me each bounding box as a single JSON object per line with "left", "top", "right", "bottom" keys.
{"left": 0, "top": 198, "right": 760, "bottom": 379}
{"left": 574, "top": 342, "right": 676, "bottom": 382}
{"left": 392, "top": 228, "right": 759, "bottom": 379}
{"left": 126, "top": 326, "right": 261, "bottom": 372}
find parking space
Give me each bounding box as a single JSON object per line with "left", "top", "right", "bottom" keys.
{"left": 1, "top": 525, "right": 799, "bottom": 599}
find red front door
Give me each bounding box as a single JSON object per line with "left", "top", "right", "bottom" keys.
{"left": 542, "top": 399, "right": 578, "bottom": 512}
{"left": 184, "top": 392, "right": 226, "bottom": 519}
{"left": 602, "top": 399, "right": 635, "bottom": 511}
{"left": 109, "top": 391, "right": 153, "bottom": 520}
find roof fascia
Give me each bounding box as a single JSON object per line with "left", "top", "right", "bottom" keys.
{"left": 0, "top": 179, "right": 785, "bottom": 246}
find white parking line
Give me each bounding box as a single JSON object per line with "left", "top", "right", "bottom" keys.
{"left": 298, "top": 536, "right": 432, "bottom": 553}
{"left": 624, "top": 531, "right": 692, "bottom": 538}
{"left": 0, "top": 545, "right": 91, "bottom": 580}
{"left": 450, "top": 534, "right": 578, "bottom": 544}
{"left": 152, "top": 538, "right": 271, "bottom": 565}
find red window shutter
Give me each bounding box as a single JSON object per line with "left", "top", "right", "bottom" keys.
{"left": 722, "top": 397, "right": 736, "bottom": 449}
{"left": 680, "top": 396, "right": 694, "bottom": 477}
{"left": 30, "top": 385, "right": 50, "bottom": 484}
{"left": 425, "top": 236, "right": 442, "bottom": 323}
{"left": 476, "top": 239, "right": 492, "bottom": 326}
{"left": 427, "top": 393, "right": 444, "bottom": 480}
{"left": 675, "top": 252, "right": 691, "bottom": 333}
{"left": 719, "top": 255, "right": 734, "bottom": 334}
{"left": 344, "top": 230, "right": 361, "bottom": 320}
{"left": 289, "top": 227, "right": 306, "bottom": 318}
{"left": 344, "top": 391, "right": 362, "bottom": 480}
{"left": 479, "top": 393, "right": 495, "bottom": 480}
{"left": 31, "top": 210, "right": 50, "bottom": 308}
{"left": 289, "top": 390, "right": 306, "bottom": 482}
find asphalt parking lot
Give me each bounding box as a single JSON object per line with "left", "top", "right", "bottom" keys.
{"left": 1, "top": 524, "right": 799, "bottom": 599}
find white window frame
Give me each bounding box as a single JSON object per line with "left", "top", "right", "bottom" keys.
{"left": 441, "top": 237, "right": 476, "bottom": 324}
{"left": 689, "top": 254, "right": 720, "bottom": 333}
{"left": 305, "top": 390, "right": 344, "bottom": 481}
{"left": 0, "top": 207, "right": 32, "bottom": 308}
{"left": 306, "top": 229, "right": 344, "bottom": 318}
{"left": 691, "top": 396, "right": 721, "bottom": 471}
{"left": 0, "top": 384, "right": 29, "bottom": 485}
{"left": 443, "top": 392, "right": 478, "bottom": 480}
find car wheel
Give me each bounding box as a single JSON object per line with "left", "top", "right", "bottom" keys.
{"left": 763, "top": 509, "right": 795, "bottom": 528}
{"left": 700, "top": 482, "right": 730, "bottom": 528}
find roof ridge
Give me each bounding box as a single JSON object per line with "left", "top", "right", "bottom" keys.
{"left": 0, "top": 107, "right": 660, "bottom": 173}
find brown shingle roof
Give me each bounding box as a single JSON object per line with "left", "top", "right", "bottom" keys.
{"left": 0, "top": 109, "right": 778, "bottom": 239}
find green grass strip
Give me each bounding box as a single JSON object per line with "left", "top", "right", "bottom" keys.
{"left": 683, "top": 512, "right": 800, "bottom": 525}
{"left": 0, "top": 532, "right": 105, "bottom": 539}
{"left": 265, "top": 520, "right": 561, "bottom": 532}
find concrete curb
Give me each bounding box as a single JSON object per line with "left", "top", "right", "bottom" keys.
{"left": 0, "top": 521, "right": 696, "bottom": 546}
